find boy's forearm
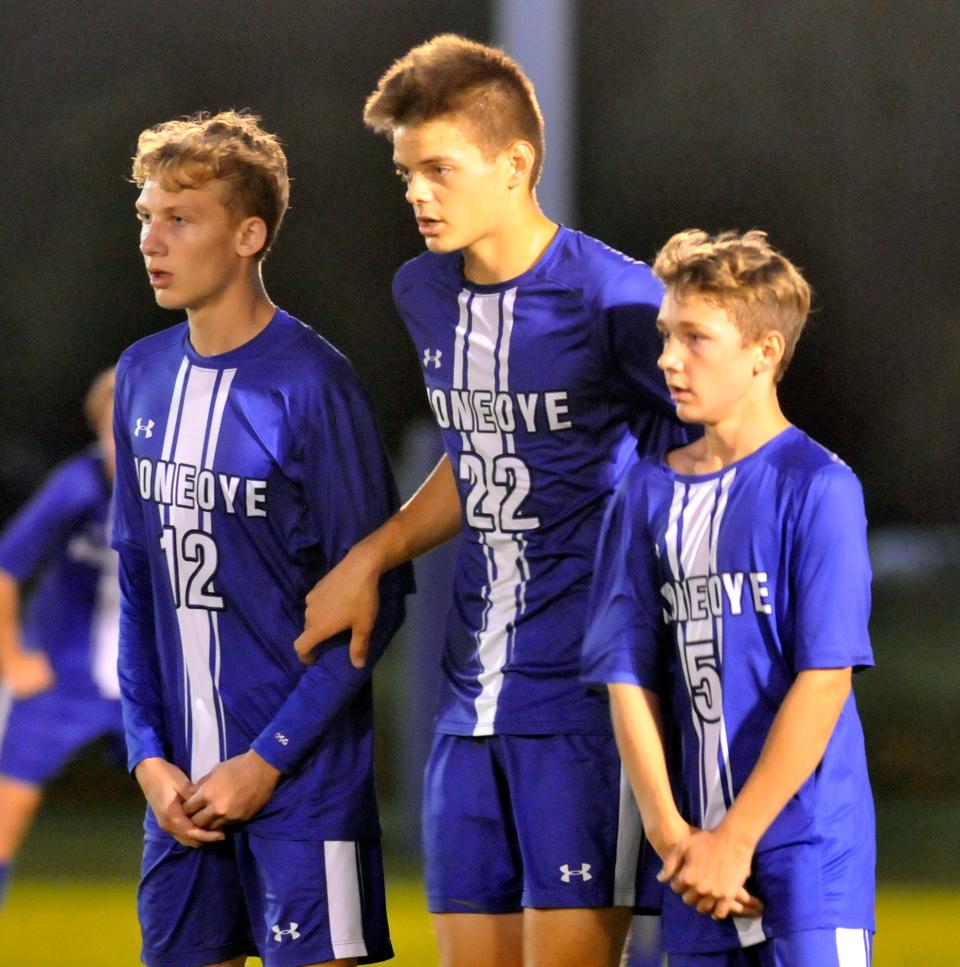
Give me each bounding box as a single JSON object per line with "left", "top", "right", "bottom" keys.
{"left": 359, "top": 455, "right": 461, "bottom": 574}
{"left": 609, "top": 683, "right": 689, "bottom": 856}
{"left": 0, "top": 570, "right": 23, "bottom": 668}
{"left": 720, "top": 668, "right": 852, "bottom": 850}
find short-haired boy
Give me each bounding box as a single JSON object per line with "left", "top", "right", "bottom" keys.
{"left": 115, "top": 111, "right": 409, "bottom": 967}
{"left": 583, "top": 230, "right": 876, "bottom": 966}
{"left": 295, "top": 35, "right": 688, "bottom": 967}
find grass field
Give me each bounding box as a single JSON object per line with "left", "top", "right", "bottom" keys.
{"left": 1, "top": 878, "right": 957, "bottom": 966}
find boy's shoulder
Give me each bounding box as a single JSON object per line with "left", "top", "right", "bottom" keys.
{"left": 116, "top": 322, "right": 187, "bottom": 375}
{"left": 543, "top": 228, "right": 663, "bottom": 308}
{"left": 766, "top": 428, "right": 862, "bottom": 493}
{"left": 392, "top": 250, "right": 459, "bottom": 302}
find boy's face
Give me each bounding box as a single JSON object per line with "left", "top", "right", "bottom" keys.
{"left": 392, "top": 115, "right": 515, "bottom": 255}
{"left": 657, "top": 290, "right": 765, "bottom": 425}
{"left": 136, "top": 178, "right": 249, "bottom": 313}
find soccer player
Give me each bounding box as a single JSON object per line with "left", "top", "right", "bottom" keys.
{"left": 582, "top": 229, "right": 876, "bottom": 966}
{"left": 294, "top": 35, "right": 687, "bottom": 967}
{"left": 0, "top": 367, "right": 123, "bottom": 908}
{"left": 115, "top": 111, "right": 409, "bottom": 967}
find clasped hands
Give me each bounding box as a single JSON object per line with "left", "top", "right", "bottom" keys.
{"left": 658, "top": 826, "right": 764, "bottom": 921}
{"left": 135, "top": 750, "right": 281, "bottom": 849}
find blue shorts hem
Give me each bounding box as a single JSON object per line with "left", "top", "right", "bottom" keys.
{"left": 141, "top": 940, "right": 256, "bottom": 967}
{"left": 263, "top": 942, "right": 394, "bottom": 967}
{"left": 427, "top": 894, "right": 522, "bottom": 915}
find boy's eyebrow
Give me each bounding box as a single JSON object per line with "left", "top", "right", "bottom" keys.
{"left": 393, "top": 155, "right": 455, "bottom": 169}
{"left": 135, "top": 201, "right": 198, "bottom": 214}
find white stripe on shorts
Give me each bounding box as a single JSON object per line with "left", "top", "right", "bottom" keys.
{"left": 836, "top": 927, "right": 872, "bottom": 966}
{"left": 0, "top": 684, "right": 13, "bottom": 753}
{"left": 324, "top": 840, "right": 368, "bottom": 959}
{"left": 613, "top": 767, "right": 642, "bottom": 906}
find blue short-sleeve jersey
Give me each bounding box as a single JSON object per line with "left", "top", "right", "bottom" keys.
{"left": 393, "top": 226, "right": 687, "bottom": 737}
{"left": 0, "top": 449, "right": 118, "bottom": 698}
{"left": 112, "top": 309, "right": 410, "bottom": 840}
{"left": 582, "top": 427, "right": 876, "bottom": 951}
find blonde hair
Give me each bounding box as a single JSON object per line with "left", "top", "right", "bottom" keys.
{"left": 653, "top": 229, "right": 812, "bottom": 380}
{"left": 364, "top": 34, "right": 545, "bottom": 187}
{"left": 131, "top": 110, "right": 289, "bottom": 259}
{"left": 85, "top": 367, "right": 115, "bottom": 432}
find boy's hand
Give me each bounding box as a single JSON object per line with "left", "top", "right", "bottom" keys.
{"left": 659, "top": 827, "right": 763, "bottom": 919}
{"left": 294, "top": 543, "right": 383, "bottom": 669}
{"left": 183, "top": 750, "right": 282, "bottom": 829}
{"left": 134, "top": 757, "right": 225, "bottom": 848}
{"left": 2, "top": 649, "right": 55, "bottom": 698}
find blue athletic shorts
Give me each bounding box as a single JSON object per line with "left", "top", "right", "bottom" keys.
{"left": 422, "top": 732, "right": 661, "bottom": 914}
{"left": 0, "top": 684, "right": 124, "bottom": 785}
{"left": 667, "top": 928, "right": 874, "bottom": 967}
{"left": 138, "top": 829, "right": 392, "bottom": 967}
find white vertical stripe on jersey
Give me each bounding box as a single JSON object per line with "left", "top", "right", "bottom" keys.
{"left": 162, "top": 363, "right": 235, "bottom": 781}
{"left": 160, "top": 357, "right": 190, "bottom": 462}
{"left": 324, "top": 840, "right": 368, "bottom": 958}
{"left": 835, "top": 928, "right": 871, "bottom": 966}
{"left": 667, "top": 472, "right": 764, "bottom": 947}
{"left": 463, "top": 289, "right": 526, "bottom": 735}
{"left": 613, "top": 766, "right": 642, "bottom": 905}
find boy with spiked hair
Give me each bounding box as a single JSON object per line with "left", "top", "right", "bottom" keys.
{"left": 582, "top": 230, "right": 876, "bottom": 965}
{"left": 295, "top": 35, "right": 688, "bottom": 967}
{"left": 115, "top": 110, "right": 409, "bottom": 967}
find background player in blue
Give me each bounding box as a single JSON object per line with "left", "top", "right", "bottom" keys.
{"left": 0, "top": 367, "right": 123, "bottom": 909}
{"left": 294, "top": 36, "right": 687, "bottom": 967}
{"left": 116, "top": 111, "right": 410, "bottom": 967}
{"left": 582, "top": 230, "right": 876, "bottom": 966}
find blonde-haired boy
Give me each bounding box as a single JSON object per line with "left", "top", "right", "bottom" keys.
{"left": 583, "top": 230, "right": 876, "bottom": 966}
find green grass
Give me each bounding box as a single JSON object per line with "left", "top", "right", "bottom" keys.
{"left": 0, "top": 879, "right": 956, "bottom": 966}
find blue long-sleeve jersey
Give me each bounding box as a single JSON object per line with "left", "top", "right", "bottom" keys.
{"left": 0, "top": 448, "right": 118, "bottom": 698}
{"left": 112, "top": 309, "right": 411, "bottom": 840}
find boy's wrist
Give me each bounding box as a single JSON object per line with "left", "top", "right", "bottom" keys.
{"left": 715, "top": 810, "right": 762, "bottom": 854}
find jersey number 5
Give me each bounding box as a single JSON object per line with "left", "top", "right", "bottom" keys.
{"left": 159, "top": 527, "right": 224, "bottom": 610}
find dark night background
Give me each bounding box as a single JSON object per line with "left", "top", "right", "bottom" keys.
{"left": 0, "top": 9, "right": 957, "bottom": 953}
{"left": 1, "top": 0, "right": 958, "bottom": 528}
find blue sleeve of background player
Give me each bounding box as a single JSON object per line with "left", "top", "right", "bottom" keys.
{"left": 112, "top": 358, "right": 169, "bottom": 770}
{"left": 0, "top": 457, "right": 97, "bottom": 582}
{"left": 593, "top": 263, "right": 694, "bottom": 452}
{"left": 251, "top": 361, "right": 412, "bottom": 774}
{"left": 581, "top": 469, "right": 666, "bottom": 690}
{"left": 791, "top": 464, "right": 874, "bottom": 672}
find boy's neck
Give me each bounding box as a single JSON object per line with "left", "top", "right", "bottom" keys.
{"left": 462, "top": 201, "right": 558, "bottom": 285}
{"left": 673, "top": 395, "right": 791, "bottom": 475}
{"left": 187, "top": 271, "right": 276, "bottom": 357}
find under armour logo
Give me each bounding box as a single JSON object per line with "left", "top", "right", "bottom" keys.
{"left": 559, "top": 863, "right": 593, "bottom": 883}
{"left": 272, "top": 923, "right": 301, "bottom": 942}
{"left": 423, "top": 348, "right": 442, "bottom": 369}
{"left": 134, "top": 418, "right": 155, "bottom": 438}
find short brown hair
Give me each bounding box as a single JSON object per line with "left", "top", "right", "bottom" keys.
{"left": 653, "top": 229, "right": 812, "bottom": 380}
{"left": 364, "top": 34, "right": 545, "bottom": 187}
{"left": 85, "top": 367, "right": 115, "bottom": 432}
{"left": 131, "top": 111, "right": 289, "bottom": 259}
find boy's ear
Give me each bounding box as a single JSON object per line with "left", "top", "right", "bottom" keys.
{"left": 754, "top": 330, "right": 786, "bottom": 376}
{"left": 505, "top": 139, "right": 537, "bottom": 190}
{"left": 236, "top": 216, "right": 268, "bottom": 258}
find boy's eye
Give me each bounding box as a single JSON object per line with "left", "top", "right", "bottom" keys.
{"left": 395, "top": 169, "right": 411, "bottom": 182}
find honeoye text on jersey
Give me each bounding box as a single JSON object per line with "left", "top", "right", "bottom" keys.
{"left": 134, "top": 458, "right": 268, "bottom": 517}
